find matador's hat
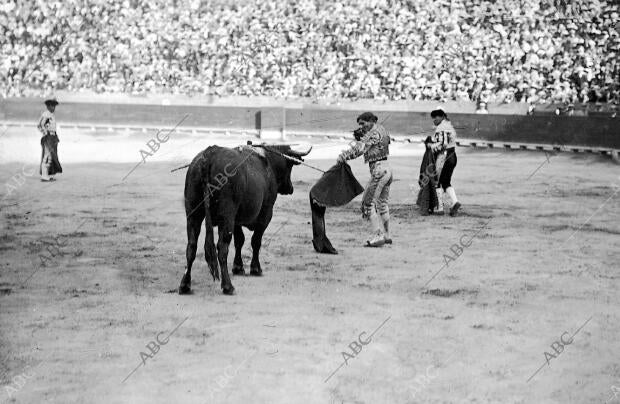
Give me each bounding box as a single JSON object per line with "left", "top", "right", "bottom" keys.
{"left": 44, "top": 95, "right": 59, "bottom": 106}
{"left": 431, "top": 105, "right": 447, "bottom": 118}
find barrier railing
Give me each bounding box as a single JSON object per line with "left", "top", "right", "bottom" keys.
{"left": 2, "top": 120, "right": 618, "bottom": 161}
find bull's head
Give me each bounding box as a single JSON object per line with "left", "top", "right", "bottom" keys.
{"left": 265, "top": 145, "right": 312, "bottom": 195}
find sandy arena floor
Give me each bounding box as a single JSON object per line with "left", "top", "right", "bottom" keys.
{"left": 1, "top": 129, "right": 619, "bottom": 404}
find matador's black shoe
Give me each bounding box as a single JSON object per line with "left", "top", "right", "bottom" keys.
{"left": 450, "top": 202, "right": 462, "bottom": 217}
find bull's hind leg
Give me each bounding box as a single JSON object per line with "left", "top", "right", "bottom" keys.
{"left": 217, "top": 218, "right": 235, "bottom": 295}
{"left": 232, "top": 225, "right": 245, "bottom": 276}
{"left": 250, "top": 227, "right": 266, "bottom": 276}
{"left": 179, "top": 211, "right": 204, "bottom": 295}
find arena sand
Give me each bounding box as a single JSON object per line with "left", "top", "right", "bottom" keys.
{"left": 1, "top": 130, "right": 619, "bottom": 404}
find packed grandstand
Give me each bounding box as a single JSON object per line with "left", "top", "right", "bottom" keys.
{"left": 1, "top": 0, "right": 619, "bottom": 105}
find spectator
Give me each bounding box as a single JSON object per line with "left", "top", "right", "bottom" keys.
{"left": 476, "top": 101, "right": 489, "bottom": 114}
{"left": 0, "top": 0, "right": 618, "bottom": 105}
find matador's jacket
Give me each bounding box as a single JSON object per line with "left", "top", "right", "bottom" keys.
{"left": 430, "top": 119, "right": 457, "bottom": 152}
{"left": 339, "top": 123, "right": 390, "bottom": 163}
{"left": 37, "top": 110, "right": 57, "bottom": 135}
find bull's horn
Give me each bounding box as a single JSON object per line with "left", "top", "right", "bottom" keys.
{"left": 288, "top": 145, "right": 312, "bottom": 157}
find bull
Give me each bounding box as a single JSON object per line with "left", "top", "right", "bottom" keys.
{"left": 178, "top": 143, "right": 311, "bottom": 295}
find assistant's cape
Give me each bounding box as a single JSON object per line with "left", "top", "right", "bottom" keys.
{"left": 40, "top": 134, "right": 62, "bottom": 175}
{"left": 416, "top": 136, "right": 439, "bottom": 215}
{"left": 309, "top": 163, "right": 364, "bottom": 254}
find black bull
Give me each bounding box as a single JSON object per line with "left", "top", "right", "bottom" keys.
{"left": 178, "top": 144, "right": 311, "bottom": 295}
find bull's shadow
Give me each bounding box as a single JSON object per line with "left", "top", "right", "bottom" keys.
{"left": 178, "top": 143, "right": 311, "bottom": 295}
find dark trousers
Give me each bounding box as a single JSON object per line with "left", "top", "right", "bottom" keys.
{"left": 439, "top": 149, "right": 457, "bottom": 190}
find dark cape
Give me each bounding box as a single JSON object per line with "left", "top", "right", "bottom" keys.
{"left": 416, "top": 136, "right": 438, "bottom": 215}
{"left": 40, "top": 134, "right": 62, "bottom": 175}
{"left": 309, "top": 163, "right": 364, "bottom": 254}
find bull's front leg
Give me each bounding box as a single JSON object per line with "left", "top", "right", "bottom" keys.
{"left": 217, "top": 220, "right": 235, "bottom": 295}
{"left": 250, "top": 227, "right": 266, "bottom": 276}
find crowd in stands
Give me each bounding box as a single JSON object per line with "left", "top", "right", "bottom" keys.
{"left": 1, "top": 0, "right": 619, "bottom": 105}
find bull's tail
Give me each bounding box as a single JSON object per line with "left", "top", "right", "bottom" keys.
{"left": 184, "top": 148, "right": 215, "bottom": 216}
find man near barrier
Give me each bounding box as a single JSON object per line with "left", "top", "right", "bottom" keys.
{"left": 37, "top": 96, "right": 62, "bottom": 182}
{"left": 428, "top": 107, "right": 461, "bottom": 216}
{"left": 337, "top": 112, "right": 392, "bottom": 247}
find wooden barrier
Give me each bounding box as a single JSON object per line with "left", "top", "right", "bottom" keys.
{"left": 1, "top": 96, "right": 618, "bottom": 156}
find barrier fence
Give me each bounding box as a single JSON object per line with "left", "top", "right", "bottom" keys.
{"left": 1, "top": 96, "right": 618, "bottom": 160}
{"left": 2, "top": 120, "right": 618, "bottom": 162}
